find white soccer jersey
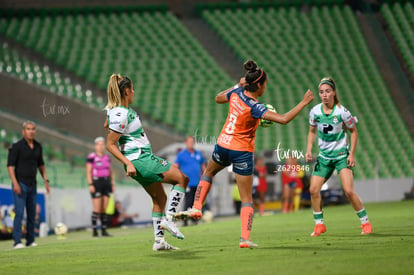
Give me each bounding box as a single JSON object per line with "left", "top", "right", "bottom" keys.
{"left": 309, "top": 103, "right": 357, "bottom": 160}
{"left": 107, "top": 106, "right": 151, "bottom": 161}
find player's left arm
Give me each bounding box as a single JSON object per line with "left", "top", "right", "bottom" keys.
{"left": 347, "top": 126, "right": 358, "bottom": 168}
{"left": 342, "top": 108, "right": 358, "bottom": 168}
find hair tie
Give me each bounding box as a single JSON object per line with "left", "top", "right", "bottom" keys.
{"left": 252, "top": 69, "right": 263, "bottom": 84}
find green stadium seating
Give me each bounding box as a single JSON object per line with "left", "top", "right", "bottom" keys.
{"left": 381, "top": 2, "right": 414, "bottom": 78}
{"left": 0, "top": 43, "right": 104, "bottom": 108}
{"left": 201, "top": 4, "right": 414, "bottom": 179}
{"left": 0, "top": 8, "right": 233, "bottom": 137}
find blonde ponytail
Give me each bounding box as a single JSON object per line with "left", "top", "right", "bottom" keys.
{"left": 105, "top": 74, "right": 123, "bottom": 110}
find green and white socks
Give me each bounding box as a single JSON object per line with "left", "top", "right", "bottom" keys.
{"left": 356, "top": 208, "right": 369, "bottom": 224}
{"left": 313, "top": 211, "right": 324, "bottom": 225}
{"left": 152, "top": 212, "right": 165, "bottom": 241}
{"left": 166, "top": 185, "right": 186, "bottom": 221}
{"left": 313, "top": 208, "right": 369, "bottom": 225}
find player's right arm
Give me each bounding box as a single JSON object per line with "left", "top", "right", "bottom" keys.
{"left": 263, "top": 90, "right": 314, "bottom": 125}
{"left": 215, "top": 78, "right": 246, "bottom": 104}
{"left": 106, "top": 109, "right": 136, "bottom": 177}
{"left": 306, "top": 126, "right": 317, "bottom": 162}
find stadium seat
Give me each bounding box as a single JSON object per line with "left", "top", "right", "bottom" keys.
{"left": 381, "top": 2, "right": 414, "bottom": 78}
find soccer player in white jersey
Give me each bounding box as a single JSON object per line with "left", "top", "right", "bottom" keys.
{"left": 305, "top": 77, "right": 372, "bottom": 237}
{"left": 104, "top": 74, "right": 189, "bottom": 251}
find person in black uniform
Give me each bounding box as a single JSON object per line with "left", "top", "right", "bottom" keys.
{"left": 7, "top": 121, "right": 50, "bottom": 249}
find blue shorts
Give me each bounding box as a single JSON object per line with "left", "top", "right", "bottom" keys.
{"left": 211, "top": 144, "right": 254, "bottom": 176}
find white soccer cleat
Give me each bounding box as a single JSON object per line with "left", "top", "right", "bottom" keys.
{"left": 160, "top": 219, "right": 185, "bottom": 240}
{"left": 173, "top": 208, "right": 203, "bottom": 221}
{"left": 152, "top": 239, "right": 179, "bottom": 251}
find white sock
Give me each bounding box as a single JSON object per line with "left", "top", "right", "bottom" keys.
{"left": 152, "top": 213, "right": 164, "bottom": 241}
{"left": 166, "top": 186, "right": 185, "bottom": 221}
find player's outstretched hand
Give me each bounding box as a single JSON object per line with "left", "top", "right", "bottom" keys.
{"left": 305, "top": 152, "right": 313, "bottom": 163}
{"left": 302, "top": 90, "right": 314, "bottom": 105}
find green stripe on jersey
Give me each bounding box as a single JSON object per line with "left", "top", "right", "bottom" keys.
{"left": 119, "top": 136, "right": 133, "bottom": 145}
{"left": 129, "top": 127, "right": 144, "bottom": 139}
{"left": 121, "top": 148, "right": 140, "bottom": 155}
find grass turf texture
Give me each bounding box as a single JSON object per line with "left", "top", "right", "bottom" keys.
{"left": 1, "top": 201, "right": 413, "bottom": 275}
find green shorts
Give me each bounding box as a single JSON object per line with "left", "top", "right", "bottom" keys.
{"left": 126, "top": 151, "right": 171, "bottom": 188}
{"left": 312, "top": 156, "right": 353, "bottom": 179}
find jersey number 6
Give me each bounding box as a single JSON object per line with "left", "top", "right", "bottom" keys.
{"left": 225, "top": 113, "right": 238, "bottom": 134}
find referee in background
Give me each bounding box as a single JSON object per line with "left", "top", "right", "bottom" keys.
{"left": 7, "top": 121, "right": 50, "bottom": 249}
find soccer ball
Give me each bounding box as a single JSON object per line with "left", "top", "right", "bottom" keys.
{"left": 54, "top": 222, "right": 68, "bottom": 239}
{"left": 259, "top": 104, "right": 276, "bottom": 127}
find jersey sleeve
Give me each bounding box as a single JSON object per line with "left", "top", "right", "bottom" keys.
{"left": 341, "top": 107, "right": 356, "bottom": 129}
{"left": 309, "top": 107, "right": 317, "bottom": 126}
{"left": 86, "top": 153, "right": 94, "bottom": 164}
{"left": 225, "top": 85, "right": 240, "bottom": 101}
{"left": 250, "top": 103, "right": 269, "bottom": 119}
{"left": 108, "top": 109, "right": 128, "bottom": 134}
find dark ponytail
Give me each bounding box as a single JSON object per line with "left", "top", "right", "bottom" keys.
{"left": 243, "top": 60, "right": 267, "bottom": 92}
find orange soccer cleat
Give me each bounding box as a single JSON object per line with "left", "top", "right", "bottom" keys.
{"left": 360, "top": 222, "right": 373, "bottom": 235}
{"left": 310, "top": 223, "right": 327, "bottom": 237}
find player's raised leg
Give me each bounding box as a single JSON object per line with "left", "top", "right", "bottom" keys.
{"left": 339, "top": 168, "right": 372, "bottom": 235}
{"left": 309, "top": 175, "right": 327, "bottom": 237}
{"left": 236, "top": 173, "right": 257, "bottom": 248}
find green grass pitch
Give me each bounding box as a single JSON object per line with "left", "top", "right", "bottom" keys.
{"left": 1, "top": 201, "right": 413, "bottom": 274}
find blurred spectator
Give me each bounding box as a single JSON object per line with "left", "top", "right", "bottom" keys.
{"left": 111, "top": 201, "right": 139, "bottom": 227}
{"left": 281, "top": 156, "right": 304, "bottom": 213}
{"left": 7, "top": 120, "right": 50, "bottom": 248}
{"left": 255, "top": 157, "right": 267, "bottom": 216}
{"left": 175, "top": 136, "right": 206, "bottom": 226}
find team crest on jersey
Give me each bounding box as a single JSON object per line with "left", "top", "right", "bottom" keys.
{"left": 119, "top": 124, "right": 125, "bottom": 129}
{"left": 160, "top": 159, "right": 168, "bottom": 167}
{"left": 332, "top": 116, "right": 339, "bottom": 124}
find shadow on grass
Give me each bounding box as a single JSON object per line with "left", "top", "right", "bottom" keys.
{"left": 149, "top": 249, "right": 205, "bottom": 260}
